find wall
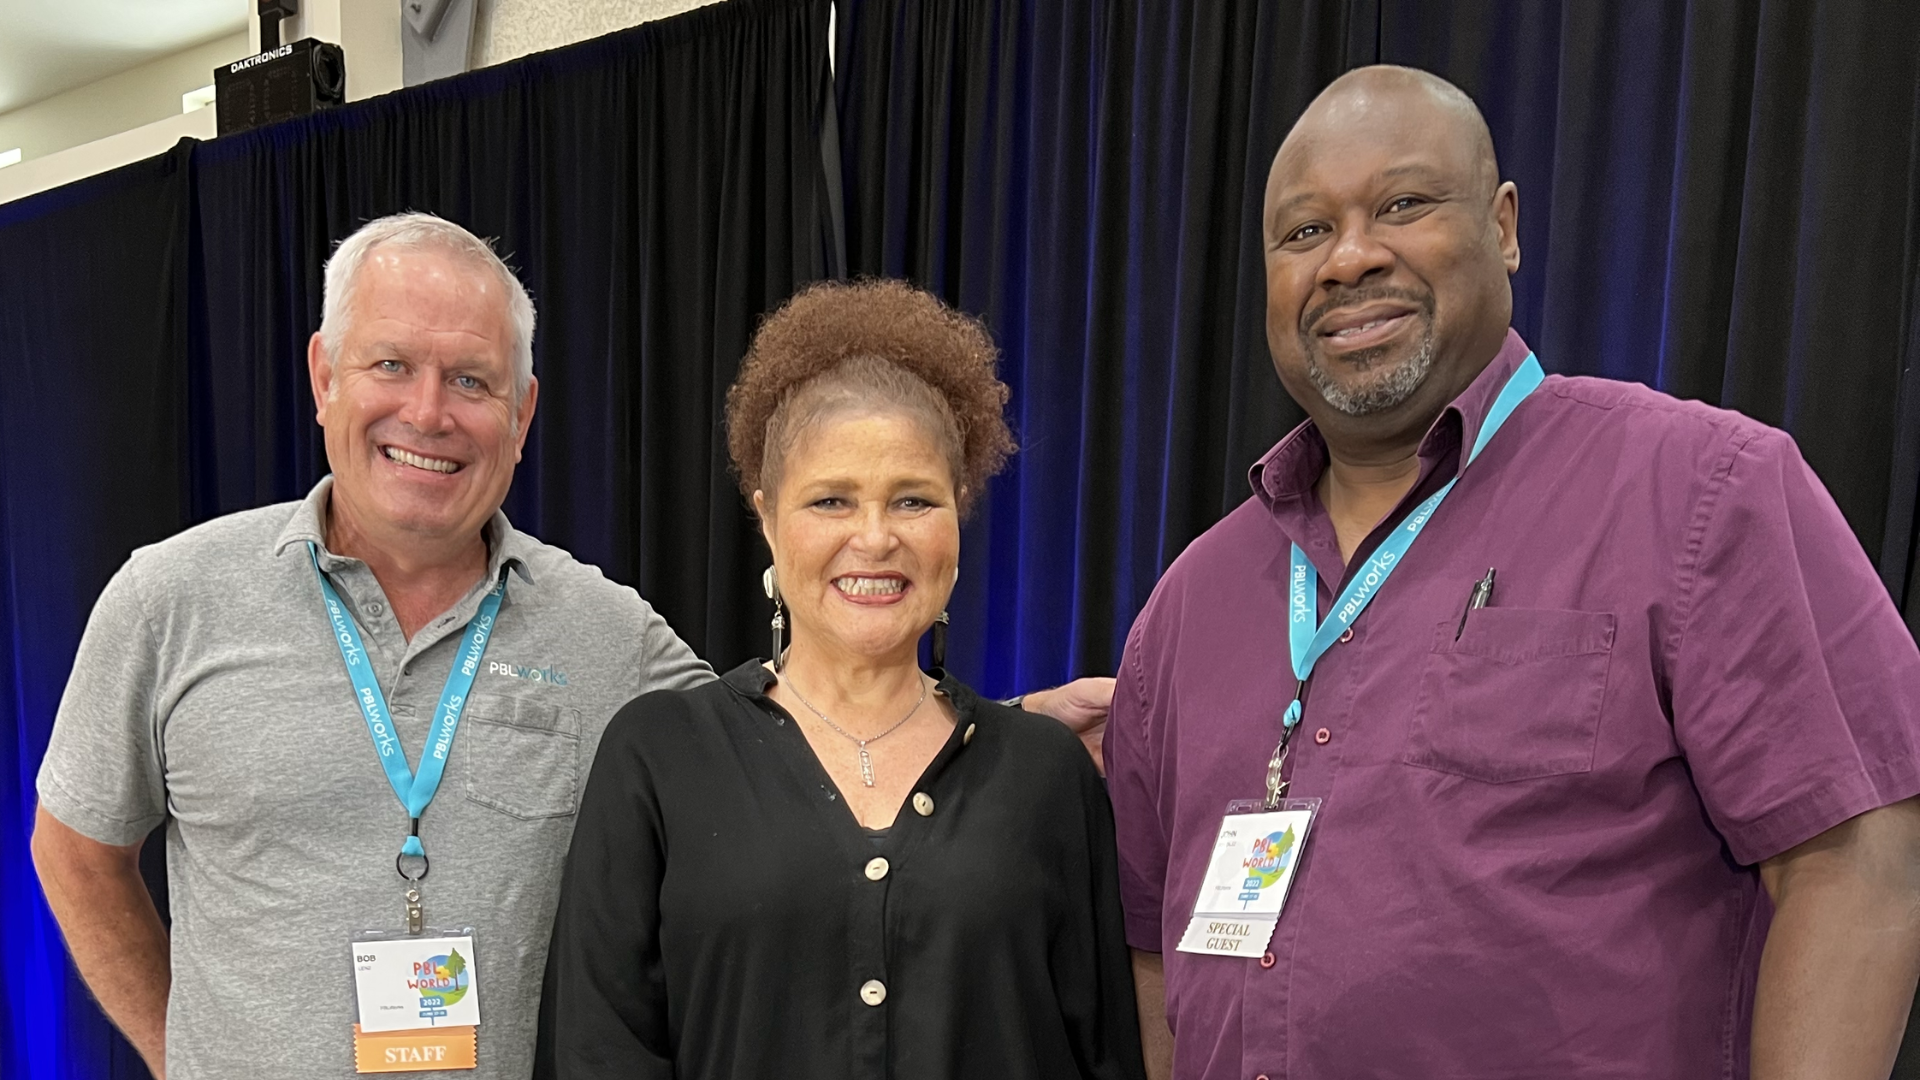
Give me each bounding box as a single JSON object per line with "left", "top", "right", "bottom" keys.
{"left": 0, "top": 31, "right": 248, "bottom": 165}
{"left": 475, "top": 0, "right": 724, "bottom": 65}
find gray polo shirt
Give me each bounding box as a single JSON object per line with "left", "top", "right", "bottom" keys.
{"left": 36, "top": 478, "right": 714, "bottom": 1080}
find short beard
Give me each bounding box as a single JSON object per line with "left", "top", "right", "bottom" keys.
{"left": 1302, "top": 322, "right": 1436, "bottom": 417}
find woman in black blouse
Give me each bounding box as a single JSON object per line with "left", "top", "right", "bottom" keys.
{"left": 540, "top": 280, "right": 1144, "bottom": 1080}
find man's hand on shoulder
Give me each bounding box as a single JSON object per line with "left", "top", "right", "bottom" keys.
{"left": 1014, "top": 677, "right": 1115, "bottom": 775}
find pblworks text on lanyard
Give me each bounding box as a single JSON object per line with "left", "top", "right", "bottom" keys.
{"left": 1267, "top": 352, "right": 1544, "bottom": 807}
{"left": 308, "top": 542, "right": 508, "bottom": 933}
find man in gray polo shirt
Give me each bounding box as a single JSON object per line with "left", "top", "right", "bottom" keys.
{"left": 30, "top": 213, "right": 1110, "bottom": 1080}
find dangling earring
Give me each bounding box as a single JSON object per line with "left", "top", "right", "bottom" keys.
{"left": 764, "top": 566, "right": 787, "bottom": 671}
{"left": 930, "top": 565, "right": 957, "bottom": 670}
{"left": 931, "top": 610, "right": 949, "bottom": 670}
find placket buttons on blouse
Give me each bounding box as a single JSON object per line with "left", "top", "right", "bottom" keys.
{"left": 864, "top": 857, "right": 889, "bottom": 881}
{"left": 860, "top": 979, "right": 887, "bottom": 1006}
{"left": 912, "top": 792, "right": 935, "bottom": 817}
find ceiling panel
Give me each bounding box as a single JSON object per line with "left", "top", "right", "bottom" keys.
{"left": 0, "top": 0, "right": 247, "bottom": 114}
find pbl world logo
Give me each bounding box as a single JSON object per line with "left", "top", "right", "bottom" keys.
{"left": 1238, "top": 826, "right": 1298, "bottom": 907}
{"left": 409, "top": 948, "right": 469, "bottom": 1021}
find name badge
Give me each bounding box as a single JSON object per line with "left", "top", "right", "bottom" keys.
{"left": 1176, "top": 798, "right": 1319, "bottom": 958}
{"left": 350, "top": 929, "right": 482, "bottom": 1072}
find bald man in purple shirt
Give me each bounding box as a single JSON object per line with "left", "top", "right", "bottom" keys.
{"left": 1106, "top": 65, "right": 1920, "bottom": 1080}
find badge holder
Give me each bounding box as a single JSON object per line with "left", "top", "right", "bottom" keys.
{"left": 348, "top": 851, "right": 481, "bottom": 1072}
{"left": 1176, "top": 796, "right": 1321, "bottom": 958}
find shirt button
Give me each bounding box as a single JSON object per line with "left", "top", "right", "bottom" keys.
{"left": 912, "top": 792, "right": 935, "bottom": 817}
{"left": 963, "top": 723, "right": 977, "bottom": 745}
{"left": 859, "top": 979, "right": 887, "bottom": 1006}
{"left": 1256, "top": 1074, "right": 1271, "bottom": 1080}
{"left": 864, "top": 857, "right": 889, "bottom": 881}
{"left": 1314, "top": 727, "right": 1331, "bottom": 745}
{"left": 1259, "top": 951, "right": 1275, "bottom": 969}
{"left": 368, "top": 600, "right": 385, "bottom": 616}
{"left": 1338, "top": 627, "right": 1353, "bottom": 643}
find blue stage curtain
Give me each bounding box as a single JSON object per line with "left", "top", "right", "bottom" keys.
{"left": 835, "top": 0, "right": 1369, "bottom": 692}
{"left": 0, "top": 146, "right": 194, "bottom": 1080}
{"left": 1372, "top": 0, "right": 1920, "bottom": 634}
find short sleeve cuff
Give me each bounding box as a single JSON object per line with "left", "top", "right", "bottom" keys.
{"left": 1124, "top": 907, "right": 1163, "bottom": 953}
{"left": 35, "top": 770, "right": 164, "bottom": 847}
{"left": 1721, "top": 756, "right": 1920, "bottom": 865}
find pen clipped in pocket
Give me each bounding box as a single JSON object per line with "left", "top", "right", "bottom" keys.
{"left": 1405, "top": 608, "right": 1615, "bottom": 783}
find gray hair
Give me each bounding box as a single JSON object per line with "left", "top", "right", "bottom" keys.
{"left": 318, "top": 212, "right": 536, "bottom": 401}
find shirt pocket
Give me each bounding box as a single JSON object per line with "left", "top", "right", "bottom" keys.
{"left": 460, "top": 699, "right": 582, "bottom": 820}
{"left": 1402, "top": 608, "right": 1616, "bottom": 783}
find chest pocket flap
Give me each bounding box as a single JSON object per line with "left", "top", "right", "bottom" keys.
{"left": 461, "top": 696, "right": 582, "bottom": 819}
{"left": 1404, "top": 608, "right": 1616, "bottom": 783}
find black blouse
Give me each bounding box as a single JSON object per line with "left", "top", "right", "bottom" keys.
{"left": 538, "top": 661, "right": 1144, "bottom": 1080}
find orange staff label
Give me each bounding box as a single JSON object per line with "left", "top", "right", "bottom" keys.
{"left": 353, "top": 1023, "right": 477, "bottom": 1072}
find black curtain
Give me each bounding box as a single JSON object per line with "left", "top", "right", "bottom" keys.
{"left": 0, "top": 145, "right": 195, "bottom": 1080}
{"left": 835, "top": 0, "right": 1920, "bottom": 684}
{"left": 836, "top": 0, "right": 1368, "bottom": 689}
{"left": 0, "top": 1, "right": 833, "bottom": 1075}
{"left": 1374, "top": 0, "right": 1920, "bottom": 627}
{"left": 832, "top": 0, "right": 1920, "bottom": 1070}
{"left": 6, "top": 0, "right": 1920, "bottom": 1075}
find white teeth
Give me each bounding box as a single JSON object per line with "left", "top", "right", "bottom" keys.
{"left": 1335, "top": 317, "right": 1388, "bottom": 337}
{"left": 383, "top": 447, "right": 460, "bottom": 473}
{"left": 834, "top": 576, "right": 906, "bottom": 596}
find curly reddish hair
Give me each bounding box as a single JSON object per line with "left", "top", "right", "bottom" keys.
{"left": 726, "top": 279, "right": 1015, "bottom": 516}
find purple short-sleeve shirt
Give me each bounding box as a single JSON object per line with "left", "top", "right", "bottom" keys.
{"left": 1106, "top": 330, "right": 1920, "bottom": 1079}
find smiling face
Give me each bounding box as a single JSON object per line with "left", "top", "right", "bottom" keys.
{"left": 1262, "top": 68, "right": 1519, "bottom": 429}
{"left": 755, "top": 410, "right": 961, "bottom": 669}
{"left": 308, "top": 246, "right": 538, "bottom": 557}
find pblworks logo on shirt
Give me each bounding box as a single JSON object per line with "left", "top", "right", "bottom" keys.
{"left": 488, "top": 660, "right": 569, "bottom": 687}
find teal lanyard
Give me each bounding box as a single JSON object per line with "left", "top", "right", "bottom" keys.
{"left": 1266, "top": 355, "right": 1545, "bottom": 804}
{"left": 308, "top": 542, "right": 508, "bottom": 866}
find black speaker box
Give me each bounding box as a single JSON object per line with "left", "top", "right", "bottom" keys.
{"left": 214, "top": 38, "right": 346, "bottom": 136}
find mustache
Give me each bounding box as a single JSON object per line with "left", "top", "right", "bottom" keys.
{"left": 1299, "top": 286, "right": 1435, "bottom": 337}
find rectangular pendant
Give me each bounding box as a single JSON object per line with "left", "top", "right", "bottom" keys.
{"left": 858, "top": 748, "right": 875, "bottom": 787}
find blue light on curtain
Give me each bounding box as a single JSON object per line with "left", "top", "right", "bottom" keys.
{"left": 4, "top": 1, "right": 1918, "bottom": 1076}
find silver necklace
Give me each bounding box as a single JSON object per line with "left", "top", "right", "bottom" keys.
{"left": 784, "top": 674, "right": 929, "bottom": 787}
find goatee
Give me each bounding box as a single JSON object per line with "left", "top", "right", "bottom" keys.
{"left": 1305, "top": 328, "right": 1436, "bottom": 416}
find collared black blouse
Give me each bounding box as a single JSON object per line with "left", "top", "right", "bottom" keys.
{"left": 539, "top": 661, "right": 1144, "bottom": 1080}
